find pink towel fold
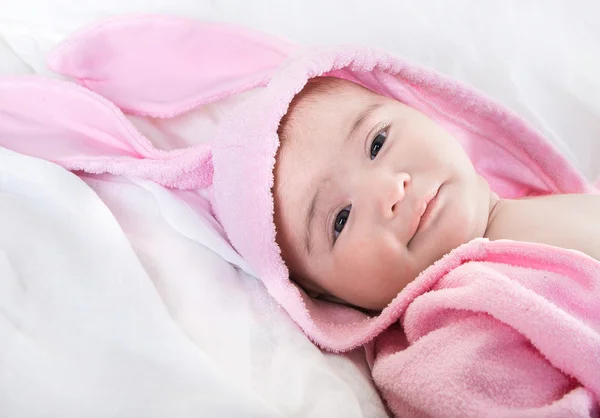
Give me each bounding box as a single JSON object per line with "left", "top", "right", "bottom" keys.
{"left": 0, "top": 15, "right": 598, "bottom": 417}
{"left": 373, "top": 239, "right": 600, "bottom": 417}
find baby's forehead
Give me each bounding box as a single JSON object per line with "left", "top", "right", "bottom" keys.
{"left": 282, "top": 78, "right": 380, "bottom": 131}
{"left": 296, "top": 77, "right": 375, "bottom": 105}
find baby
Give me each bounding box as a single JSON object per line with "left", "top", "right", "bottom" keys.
{"left": 273, "top": 76, "right": 600, "bottom": 311}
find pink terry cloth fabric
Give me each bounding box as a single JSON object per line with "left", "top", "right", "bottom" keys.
{"left": 1, "top": 15, "right": 599, "bottom": 417}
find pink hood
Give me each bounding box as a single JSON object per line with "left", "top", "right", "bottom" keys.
{"left": 0, "top": 15, "right": 595, "bottom": 354}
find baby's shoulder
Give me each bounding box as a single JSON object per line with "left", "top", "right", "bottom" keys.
{"left": 485, "top": 193, "right": 600, "bottom": 262}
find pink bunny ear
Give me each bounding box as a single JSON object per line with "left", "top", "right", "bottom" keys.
{"left": 47, "top": 14, "right": 298, "bottom": 118}
{"left": 0, "top": 77, "right": 212, "bottom": 189}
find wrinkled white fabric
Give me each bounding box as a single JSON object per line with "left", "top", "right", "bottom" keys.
{"left": 0, "top": 148, "right": 383, "bottom": 418}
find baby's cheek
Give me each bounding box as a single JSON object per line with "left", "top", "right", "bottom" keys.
{"left": 340, "top": 237, "right": 405, "bottom": 285}
{"left": 335, "top": 246, "right": 371, "bottom": 277}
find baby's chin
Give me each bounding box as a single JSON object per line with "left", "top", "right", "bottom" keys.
{"left": 421, "top": 177, "right": 491, "bottom": 263}
{"left": 455, "top": 174, "right": 495, "bottom": 241}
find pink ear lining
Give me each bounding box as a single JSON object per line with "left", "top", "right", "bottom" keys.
{"left": 59, "top": 151, "right": 213, "bottom": 189}
{"left": 47, "top": 14, "right": 298, "bottom": 118}
{"left": 0, "top": 76, "right": 213, "bottom": 189}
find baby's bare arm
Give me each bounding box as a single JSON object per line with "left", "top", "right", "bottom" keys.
{"left": 485, "top": 194, "right": 600, "bottom": 261}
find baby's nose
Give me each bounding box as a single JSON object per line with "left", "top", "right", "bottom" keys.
{"left": 377, "top": 172, "right": 411, "bottom": 219}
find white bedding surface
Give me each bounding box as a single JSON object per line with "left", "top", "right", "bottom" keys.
{"left": 0, "top": 149, "right": 384, "bottom": 417}
{"left": 1, "top": 1, "right": 599, "bottom": 417}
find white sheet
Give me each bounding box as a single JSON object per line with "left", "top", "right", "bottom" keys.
{"left": 0, "top": 147, "right": 383, "bottom": 417}
{"left": 1, "top": 1, "right": 599, "bottom": 417}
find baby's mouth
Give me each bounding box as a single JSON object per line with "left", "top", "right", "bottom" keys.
{"left": 407, "top": 184, "right": 442, "bottom": 246}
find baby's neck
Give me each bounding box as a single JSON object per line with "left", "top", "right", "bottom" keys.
{"left": 483, "top": 192, "right": 509, "bottom": 240}
{"left": 485, "top": 192, "right": 501, "bottom": 236}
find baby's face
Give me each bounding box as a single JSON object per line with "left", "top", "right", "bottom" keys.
{"left": 274, "top": 79, "right": 492, "bottom": 310}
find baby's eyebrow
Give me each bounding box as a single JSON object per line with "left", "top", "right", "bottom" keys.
{"left": 304, "top": 185, "right": 320, "bottom": 254}
{"left": 304, "top": 175, "right": 330, "bottom": 254}
{"left": 346, "top": 103, "right": 383, "bottom": 144}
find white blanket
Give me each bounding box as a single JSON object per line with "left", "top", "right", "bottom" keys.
{"left": 1, "top": 1, "right": 599, "bottom": 417}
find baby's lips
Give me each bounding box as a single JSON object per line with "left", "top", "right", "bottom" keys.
{"left": 406, "top": 184, "right": 442, "bottom": 245}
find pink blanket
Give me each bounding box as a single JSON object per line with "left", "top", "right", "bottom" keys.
{"left": 1, "top": 15, "right": 599, "bottom": 417}
{"left": 373, "top": 239, "right": 600, "bottom": 416}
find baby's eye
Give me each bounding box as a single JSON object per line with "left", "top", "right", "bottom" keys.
{"left": 370, "top": 131, "right": 387, "bottom": 160}
{"left": 333, "top": 206, "right": 351, "bottom": 239}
